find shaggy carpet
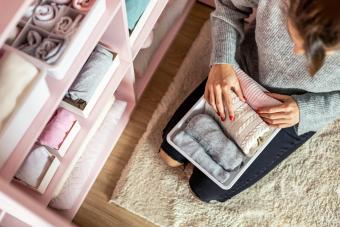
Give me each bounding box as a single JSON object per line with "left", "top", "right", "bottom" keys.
{"left": 110, "top": 21, "right": 340, "bottom": 227}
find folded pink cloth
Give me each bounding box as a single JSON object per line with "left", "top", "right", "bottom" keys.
{"left": 235, "top": 68, "right": 281, "bottom": 110}
{"left": 72, "top": 0, "right": 95, "bottom": 12}
{"left": 32, "top": 3, "right": 60, "bottom": 30}
{"left": 53, "top": 14, "right": 83, "bottom": 37}
{"left": 38, "top": 108, "right": 76, "bottom": 150}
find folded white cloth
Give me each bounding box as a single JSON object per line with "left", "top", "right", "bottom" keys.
{"left": 0, "top": 51, "right": 38, "bottom": 130}
{"left": 205, "top": 92, "right": 273, "bottom": 157}
{"left": 33, "top": 3, "right": 60, "bottom": 30}
{"left": 173, "top": 131, "right": 231, "bottom": 183}
{"left": 234, "top": 68, "right": 281, "bottom": 110}
{"left": 15, "top": 146, "right": 52, "bottom": 188}
{"left": 203, "top": 69, "right": 281, "bottom": 157}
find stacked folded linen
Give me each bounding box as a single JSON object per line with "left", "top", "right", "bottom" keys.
{"left": 15, "top": 146, "right": 52, "bottom": 188}
{"left": 173, "top": 131, "right": 231, "bottom": 183}
{"left": 125, "top": 0, "right": 150, "bottom": 30}
{"left": 185, "top": 114, "right": 244, "bottom": 171}
{"left": 49, "top": 102, "right": 121, "bottom": 209}
{"left": 0, "top": 51, "right": 38, "bottom": 130}
{"left": 172, "top": 114, "right": 244, "bottom": 184}
{"left": 64, "top": 45, "right": 113, "bottom": 109}
{"left": 53, "top": 14, "right": 83, "bottom": 37}
{"left": 18, "top": 30, "right": 43, "bottom": 55}
{"left": 32, "top": 3, "right": 60, "bottom": 30}
{"left": 38, "top": 108, "right": 76, "bottom": 150}
{"left": 204, "top": 69, "right": 281, "bottom": 157}
{"left": 234, "top": 68, "right": 281, "bottom": 110}
{"left": 35, "top": 37, "right": 64, "bottom": 63}
{"left": 72, "top": 0, "right": 95, "bottom": 12}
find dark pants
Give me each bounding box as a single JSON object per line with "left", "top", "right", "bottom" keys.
{"left": 160, "top": 78, "right": 315, "bottom": 203}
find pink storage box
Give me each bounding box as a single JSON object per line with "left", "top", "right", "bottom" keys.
{"left": 4, "top": 0, "right": 106, "bottom": 80}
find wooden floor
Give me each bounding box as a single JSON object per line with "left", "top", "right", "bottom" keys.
{"left": 73, "top": 3, "right": 213, "bottom": 227}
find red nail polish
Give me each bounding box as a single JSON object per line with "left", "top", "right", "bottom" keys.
{"left": 229, "top": 115, "right": 234, "bottom": 121}
{"left": 217, "top": 112, "right": 220, "bottom": 116}
{"left": 221, "top": 116, "right": 225, "bottom": 121}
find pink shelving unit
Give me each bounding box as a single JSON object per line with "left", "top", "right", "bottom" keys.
{"left": 0, "top": 0, "right": 196, "bottom": 225}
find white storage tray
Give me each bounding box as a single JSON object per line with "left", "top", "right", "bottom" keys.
{"left": 0, "top": 70, "right": 49, "bottom": 168}
{"left": 166, "top": 96, "right": 281, "bottom": 190}
{"left": 4, "top": 0, "right": 106, "bottom": 79}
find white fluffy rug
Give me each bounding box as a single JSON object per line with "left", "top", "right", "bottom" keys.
{"left": 110, "top": 21, "right": 340, "bottom": 227}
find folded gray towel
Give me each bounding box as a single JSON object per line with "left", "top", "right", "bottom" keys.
{"left": 185, "top": 114, "right": 244, "bottom": 171}
{"left": 173, "top": 131, "right": 230, "bottom": 183}
{"left": 35, "top": 37, "right": 64, "bottom": 64}
{"left": 65, "top": 45, "right": 113, "bottom": 108}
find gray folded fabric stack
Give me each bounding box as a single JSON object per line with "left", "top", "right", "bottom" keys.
{"left": 172, "top": 114, "right": 245, "bottom": 184}
{"left": 64, "top": 45, "right": 113, "bottom": 110}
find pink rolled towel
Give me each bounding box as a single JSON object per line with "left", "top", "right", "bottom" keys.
{"left": 38, "top": 108, "right": 76, "bottom": 150}
{"left": 53, "top": 14, "right": 83, "bottom": 37}
{"left": 32, "top": 3, "right": 60, "bottom": 30}
{"left": 72, "top": 0, "right": 95, "bottom": 12}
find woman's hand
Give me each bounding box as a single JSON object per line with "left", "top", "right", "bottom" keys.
{"left": 257, "top": 93, "right": 300, "bottom": 128}
{"left": 204, "top": 64, "right": 245, "bottom": 121}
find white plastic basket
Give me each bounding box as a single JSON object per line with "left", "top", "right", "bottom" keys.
{"left": 166, "top": 96, "right": 281, "bottom": 190}
{"left": 5, "top": 0, "right": 106, "bottom": 80}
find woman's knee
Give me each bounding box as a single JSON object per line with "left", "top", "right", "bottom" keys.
{"left": 159, "top": 148, "right": 183, "bottom": 167}
{"left": 188, "top": 170, "right": 234, "bottom": 203}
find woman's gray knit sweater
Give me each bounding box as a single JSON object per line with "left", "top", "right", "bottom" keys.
{"left": 210, "top": 0, "right": 340, "bottom": 135}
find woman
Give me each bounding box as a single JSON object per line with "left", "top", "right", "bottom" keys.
{"left": 159, "top": 0, "right": 340, "bottom": 202}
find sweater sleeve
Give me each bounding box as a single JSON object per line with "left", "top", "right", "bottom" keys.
{"left": 292, "top": 91, "right": 340, "bottom": 135}
{"left": 210, "top": 0, "right": 259, "bottom": 67}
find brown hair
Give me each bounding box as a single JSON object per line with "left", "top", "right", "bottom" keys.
{"left": 288, "top": 0, "right": 340, "bottom": 75}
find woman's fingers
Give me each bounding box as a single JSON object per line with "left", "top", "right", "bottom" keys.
{"left": 262, "top": 116, "right": 290, "bottom": 125}
{"left": 222, "top": 88, "right": 234, "bottom": 120}
{"left": 258, "top": 112, "right": 288, "bottom": 120}
{"left": 257, "top": 104, "right": 288, "bottom": 114}
{"left": 214, "top": 86, "right": 226, "bottom": 119}
{"left": 208, "top": 86, "right": 218, "bottom": 113}
{"left": 265, "top": 92, "right": 290, "bottom": 101}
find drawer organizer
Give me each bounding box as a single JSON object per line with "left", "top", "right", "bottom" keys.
{"left": 167, "top": 96, "right": 281, "bottom": 190}
{"left": 4, "top": 0, "right": 106, "bottom": 79}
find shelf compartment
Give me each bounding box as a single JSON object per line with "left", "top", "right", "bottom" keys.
{"left": 0, "top": 0, "right": 124, "bottom": 183}
{"left": 0, "top": 0, "right": 33, "bottom": 46}
{"left": 135, "top": 0, "right": 195, "bottom": 99}
{"left": 5, "top": 0, "right": 107, "bottom": 80}
{"left": 52, "top": 98, "right": 134, "bottom": 220}
{"left": 0, "top": 62, "right": 49, "bottom": 169}
{"left": 129, "top": 0, "right": 169, "bottom": 59}
{"left": 6, "top": 57, "right": 130, "bottom": 207}
{"left": 60, "top": 50, "right": 120, "bottom": 118}
{"left": 14, "top": 150, "right": 60, "bottom": 194}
